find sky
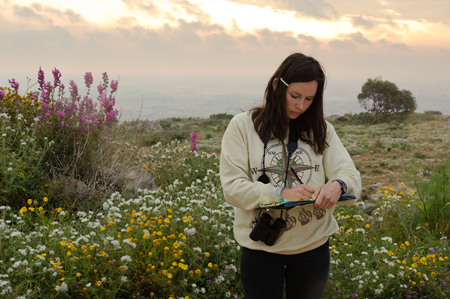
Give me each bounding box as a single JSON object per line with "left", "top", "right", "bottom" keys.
{"left": 1, "top": 0, "right": 449, "bottom": 117}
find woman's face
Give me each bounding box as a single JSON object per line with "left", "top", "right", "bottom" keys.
{"left": 284, "top": 81, "right": 318, "bottom": 120}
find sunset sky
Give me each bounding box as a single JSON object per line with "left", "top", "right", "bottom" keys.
{"left": 1, "top": 0, "right": 450, "bottom": 116}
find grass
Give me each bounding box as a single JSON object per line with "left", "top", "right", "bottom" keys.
{"left": 1, "top": 112, "right": 450, "bottom": 298}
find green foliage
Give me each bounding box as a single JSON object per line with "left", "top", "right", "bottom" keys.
{"left": 0, "top": 114, "right": 49, "bottom": 209}
{"left": 410, "top": 159, "right": 450, "bottom": 238}
{"left": 141, "top": 130, "right": 190, "bottom": 146}
{"left": 357, "top": 77, "right": 417, "bottom": 123}
{"left": 209, "top": 113, "right": 234, "bottom": 120}
{"left": 144, "top": 142, "right": 219, "bottom": 189}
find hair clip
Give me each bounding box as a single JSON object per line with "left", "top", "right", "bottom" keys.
{"left": 280, "top": 77, "right": 289, "bottom": 87}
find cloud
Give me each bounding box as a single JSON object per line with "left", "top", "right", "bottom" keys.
{"left": 390, "top": 43, "right": 410, "bottom": 51}
{"left": 377, "top": 39, "right": 411, "bottom": 51}
{"left": 350, "top": 15, "right": 379, "bottom": 30}
{"left": 13, "top": 4, "right": 52, "bottom": 23}
{"left": 297, "top": 34, "right": 321, "bottom": 48}
{"left": 328, "top": 39, "right": 357, "bottom": 50}
{"left": 121, "top": 0, "right": 159, "bottom": 16}
{"left": 10, "top": 2, "right": 86, "bottom": 27}
{"left": 225, "top": 0, "right": 338, "bottom": 20}
{"left": 348, "top": 31, "right": 371, "bottom": 45}
{"left": 171, "top": 0, "right": 211, "bottom": 23}
{"left": 335, "top": 0, "right": 450, "bottom": 25}
{"left": 328, "top": 31, "right": 370, "bottom": 50}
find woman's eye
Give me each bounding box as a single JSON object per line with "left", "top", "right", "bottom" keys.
{"left": 291, "top": 94, "right": 298, "bottom": 99}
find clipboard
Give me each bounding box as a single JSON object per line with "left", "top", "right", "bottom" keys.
{"left": 256, "top": 195, "right": 356, "bottom": 210}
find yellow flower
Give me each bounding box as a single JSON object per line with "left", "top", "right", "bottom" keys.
{"left": 43, "top": 197, "right": 48, "bottom": 202}
{"left": 205, "top": 252, "right": 210, "bottom": 257}
{"left": 61, "top": 277, "right": 65, "bottom": 281}
{"left": 19, "top": 207, "right": 27, "bottom": 215}
{"left": 59, "top": 241, "right": 67, "bottom": 246}
{"left": 27, "top": 199, "right": 32, "bottom": 205}
{"left": 411, "top": 263, "right": 418, "bottom": 268}
{"left": 365, "top": 224, "right": 370, "bottom": 228}
{"left": 100, "top": 227, "right": 105, "bottom": 231}
{"left": 97, "top": 281, "right": 102, "bottom": 286}
{"left": 405, "top": 241, "right": 410, "bottom": 246}
{"left": 411, "top": 281, "right": 416, "bottom": 285}
{"left": 29, "top": 207, "right": 35, "bottom": 212}
{"left": 208, "top": 262, "right": 213, "bottom": 268}
{"left": 67, "top": 251, "right": 71, "bottom": 256}
{"left": 76, "top": 273, "right": 81, "bottom": 277}
{"left": 33, "top": 200, "right": 38, "bottom": 206}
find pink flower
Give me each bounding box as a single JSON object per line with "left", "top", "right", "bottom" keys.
{"left": 191, "top": 132, "right": 198, "bottom": 153}
{"left": 84, "top": 72, "right": 93, "bottom": 88}
{"left": 52, "top": 69, "right": 61, "bottom": 88}
{"left": 110, "top": 80, "right": 118, "bottom": 93}
{"left": 8, "top": 79, "right": 19, "bottom": 91}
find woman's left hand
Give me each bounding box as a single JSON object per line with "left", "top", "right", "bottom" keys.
{"left": 313, "top": 181, "right": 342, "bottom": 209}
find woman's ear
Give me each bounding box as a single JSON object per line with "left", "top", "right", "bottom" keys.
{"left": 272, "top": 78, "right": 278, "bottom": 90}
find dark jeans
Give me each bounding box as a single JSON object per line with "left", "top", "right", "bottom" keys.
{"left": 240, "top": 240, "right": 330, "bottom": 299}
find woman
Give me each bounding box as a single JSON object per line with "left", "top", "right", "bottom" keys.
{"left": 219, "top": 53, "right": 361, "bottom": 299}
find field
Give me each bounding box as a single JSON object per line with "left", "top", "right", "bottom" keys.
{"left": 1, "top": 99, "right": 450, "bottom": 298}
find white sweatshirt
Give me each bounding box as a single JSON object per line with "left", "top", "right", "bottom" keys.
{"left": 220, "top": 111, "right": 361, "bottom": 254}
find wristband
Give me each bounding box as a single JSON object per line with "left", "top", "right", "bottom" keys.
{"left": 272, "top": 186, "right": 284, "bottom": 201}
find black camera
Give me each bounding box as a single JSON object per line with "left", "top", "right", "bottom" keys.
{"left": 249, "top": 213, "right": 286, "bottom": 246}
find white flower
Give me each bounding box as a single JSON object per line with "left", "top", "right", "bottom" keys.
{"left": 121, "top": 276, "right": 128, "bottom": 283}
{"left": 201, "top": 287, "right": 206, "bottom": 293}
{"left": 7, "top": 167, "right": 13, "bottom": 172}
{"left": 121, "top": 255, "right": 132, "bottom": 263}
{"left": 201, "top": 216, "right": 208, "bottom": 221}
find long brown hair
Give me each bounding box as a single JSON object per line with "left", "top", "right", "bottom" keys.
{"left": 250, "top": 53, "right": 328, "bottom": 154}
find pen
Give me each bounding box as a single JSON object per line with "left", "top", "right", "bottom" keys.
{"left": 290, "top": 167, "right": 303, "bottom": 184}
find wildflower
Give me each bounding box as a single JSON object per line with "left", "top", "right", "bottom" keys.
{"left": 97, "top": 281, "right": 102, "bottom": 286}
{"left": 76, "top": 273, "right": 81, "bottom": 277}
{"left": 43, "top": 197, "right": 48, "bottom": 202}
{"left": 84, "top": 72, "right": 93, "bottom": 88}
{"left": 27, "top": 199, "right": 32, "bottom": 205}
{"left": 190, "top": 132, "right": 198, "bottom": 153}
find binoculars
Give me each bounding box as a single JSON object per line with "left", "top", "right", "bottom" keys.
{"left": 249, "top": 213, "right": 286, "bottom": 246}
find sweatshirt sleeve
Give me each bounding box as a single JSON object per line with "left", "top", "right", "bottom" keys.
{"left": 220, "top": 114, "right": 278, "bottom": 211}
{"left": 322, "top": 122, "right": 362, "bottom": 205}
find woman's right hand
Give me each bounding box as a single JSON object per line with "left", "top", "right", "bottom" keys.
{"left": 281, "top": 185, "right": 315, "bottom": 201}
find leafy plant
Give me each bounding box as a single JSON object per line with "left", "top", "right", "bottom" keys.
{"left": 410, "top": 159, "right": 450, "bottom": 238}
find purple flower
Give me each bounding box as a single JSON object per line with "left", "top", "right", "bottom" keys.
{"left": 111, "top": 80, "right": 118, "bottom": 93}
{"left": 191, "top": 131, "right": 198, "bottom": 153}
{"left": 429, "top": 247, "right": 435, "bottom": 253}
{"left": 8, "top": 79, "right": 19, "bottom": 91}
{"left": 52, "top": 69, "right": 61, "bottom": 88}
{"left": 207, "top": 280, "right": 211, "bottom": 284}
{"left": 38, "top": 68, "right": 45, "bottom": 91}
{"left": 0, "top": 90, "right": 5, "bottom": 99}
{"left": 84, "top": 72, "right": 93, "bottom": 88}
{"left": 97, "top": 84, "right": 104, "bottom": 95}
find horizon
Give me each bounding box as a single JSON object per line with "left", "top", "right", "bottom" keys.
{"left": 1, "top": 0, "right": 449, "bottom": 120}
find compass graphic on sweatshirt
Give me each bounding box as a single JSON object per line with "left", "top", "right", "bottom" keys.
{"left": 261, "top": 143, "right": 314, "bottom": 188}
